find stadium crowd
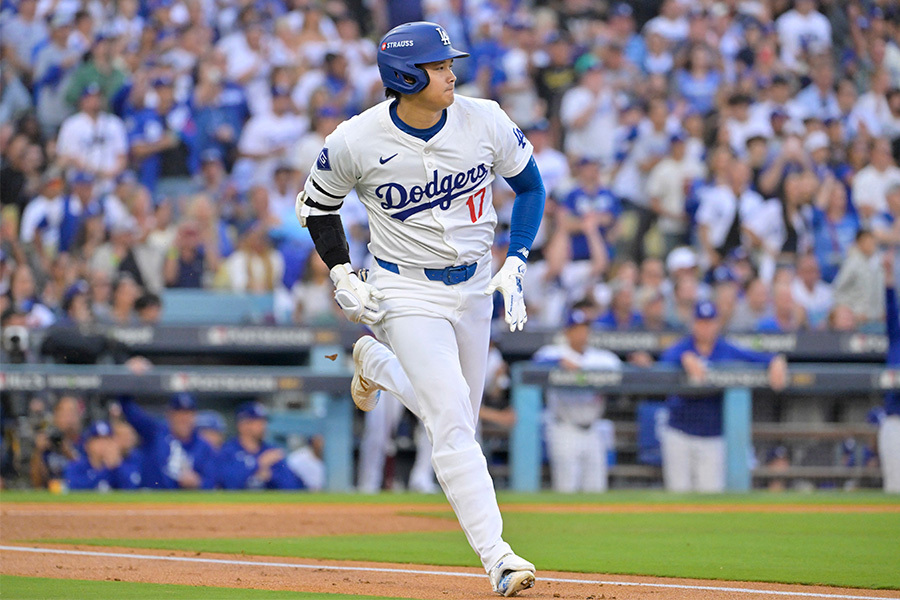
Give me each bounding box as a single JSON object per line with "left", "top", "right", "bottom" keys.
{"left": 1, "top": 0, "right": 900, "bottom": 334}
{"left": 2, "top": 0, "right": 900, "bottom": 492}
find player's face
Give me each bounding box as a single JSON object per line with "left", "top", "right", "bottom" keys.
{"left": 416, "top": 59, "right": 457, "bottom": 110}
{"left": 168, "top": 409, "right": 196, "bottom": 441}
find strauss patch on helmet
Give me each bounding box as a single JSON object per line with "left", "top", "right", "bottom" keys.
{"left": 382, "top": 40, "right": 414, "bottom": 50}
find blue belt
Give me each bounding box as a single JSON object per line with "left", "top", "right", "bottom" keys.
{"left": 375, "top": 257, "right": 478, "bottom": 285}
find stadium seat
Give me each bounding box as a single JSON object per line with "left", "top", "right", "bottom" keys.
{"left": 160, "top": 290, "right": 275, "bottom": 324}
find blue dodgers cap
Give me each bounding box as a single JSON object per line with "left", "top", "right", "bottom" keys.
{"left": 69, "top": 170, "right": 95, "bottom": 185}
{"left": 316, "top": 105, "right": 341, "bottom": 119}
{"left": 565, "top": 308, "right": 590, "bottom": 328}
{"left": 84, "top": 420, "right": 113, "bottom": 440}
{"left": 271, "top": 85, "right": 291, "bottom": 98}
{"left": 83, "top": 201, "right": 103, "bottom": 218}
{"left": 195, "top": 410, "right": 226, "bottom": 432}
{"left": 200, "top": 147, "right": 223, "bottom": 164}
{"left": 610, "top": 2, "right": 633, "bottom": 17}
{"left": 168, "top": 392, "right": 197, "bottom": 411}
{"left": 63, "top": 280, "right": 89, "bottom": 307}
{"left": 710, "top": 265, "right": 737, "bottom": 284}
{"left": 116, "top": 169, "right": 138, "bottom": 185}
{"left": 236, "top": 401, "right": 268, "bottom": 421}
{"left": 524, "top": 118, "right": 550, "bottom": 133}
{"left": 152, "top": 75, "right": 175, "bottom": 88}
{"left": 695, "top": 300, "right": 718, "bottom": 320}
{"left": 670, "top": 130, "right": 688, "bottom": 144}
{"left": 80, "top": 82, "right": 102, "bottom": 98}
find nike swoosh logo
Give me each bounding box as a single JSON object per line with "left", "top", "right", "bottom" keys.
{"left": 379, "top": 153, "right": 398, "bottom": 164}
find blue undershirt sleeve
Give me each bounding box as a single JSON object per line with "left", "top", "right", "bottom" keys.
{"left": 887, "top": 288, "right": 899, "bottom": 355}
{"left": 503, "top": 156, "right": 546, "bottom": 262}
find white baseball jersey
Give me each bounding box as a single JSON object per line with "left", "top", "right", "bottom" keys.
{"left": 533, "top": 343, "right": 622, "bottom": 427}
{"left": 56, "top": 111, "right": 128, "bottom": 176}
{"left": 302, "top": 96, "right": 533, "bottom": 268}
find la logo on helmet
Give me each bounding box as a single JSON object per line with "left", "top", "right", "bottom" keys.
{"left": 436, "top": 26, "right": 450, "bottom": 45}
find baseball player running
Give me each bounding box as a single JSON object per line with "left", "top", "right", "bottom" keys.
{"left": 296, "top": 22, "right": 545, "bottom": 596}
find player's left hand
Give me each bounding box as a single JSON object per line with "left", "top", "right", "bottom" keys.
{"left": 330, "top": 263, "right": 386, "bottom": 326}
{"left": 485, "top": 257, "right": 527, "bottom": 332}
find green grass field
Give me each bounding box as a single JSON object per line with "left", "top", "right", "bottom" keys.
{"left": 0, "top": 576, "right": 409, "bottom": 600}
{"left": 2, "top": 490, "right": 899, "bottom": 598}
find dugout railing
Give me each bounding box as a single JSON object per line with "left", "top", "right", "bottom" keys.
{"left": 3, "top": 361, "right": 895, "bottom": 492}
{"left": 22, "top": 324, "right": 893, "bottom": 362}
{"left": 509, "top": 363, "right": 898, "bottom": 492}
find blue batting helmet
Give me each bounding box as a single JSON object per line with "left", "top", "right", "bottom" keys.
{"left": 377, "top": 21, "right": 469, "bottom": 95}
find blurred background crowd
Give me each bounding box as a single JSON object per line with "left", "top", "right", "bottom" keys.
{"left": 1, "top": 0, "right": 899, "bottom": 335}
{"left": 2, "top": 0, "right": 900, "bottom": 492}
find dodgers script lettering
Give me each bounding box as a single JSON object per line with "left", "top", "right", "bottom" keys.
{"left": 376, "top": 163, "right": 490, "bottom": 221}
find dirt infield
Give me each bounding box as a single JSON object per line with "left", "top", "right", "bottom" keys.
{"left": 2, "top": 502, "right": 900, "bottom": 600}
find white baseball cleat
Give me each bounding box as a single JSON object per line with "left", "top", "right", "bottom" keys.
{"left": 489, "top": 553, "right": 535, "bottom": 597}
{"left": 351, "top": 336, "right": 384, "bottom": 412}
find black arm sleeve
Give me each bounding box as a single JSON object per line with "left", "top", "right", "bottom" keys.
{"left": 306, "top": 214, "right": 351, "bottom": 269}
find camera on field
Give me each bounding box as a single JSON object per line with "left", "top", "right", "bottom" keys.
{"left": 2, "top": 325, "right": 29, "bottom": 364}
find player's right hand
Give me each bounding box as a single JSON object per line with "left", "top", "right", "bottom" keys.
{"left": 330, "top": 263, "right": 386, "bottom": 326}
{"left": 485, "top": 256, "right": 528, "bottom": 332}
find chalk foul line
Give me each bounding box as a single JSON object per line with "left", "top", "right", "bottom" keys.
{"left": 0, "top": 545, "right": 896, "bottom": 600}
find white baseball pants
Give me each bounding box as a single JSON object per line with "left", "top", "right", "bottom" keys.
{"left": 545, "top": 420, "right": 609, "bottom": 493}
{"left": 879, "top": 415, "right": 900, "bottom": 493}
{"left": 660, "top": 426, "right": 725, "bottom": 493}
{"left": 357, "top": 390, "right": 437, "bottom": 493}
{"left": 365, "top": 253, "right": 513, "bottom": 572}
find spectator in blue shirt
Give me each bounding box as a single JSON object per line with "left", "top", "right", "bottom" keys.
{"left": 217, "top": 402, "right": 304, "bottom": 490}
{"left": 607, "top": 3, "right": 645, "bottom": 69}
{"left": 127, "top": 76, "right": 198, "bottom": 199}
{"left": 657, "top": 301, "right": 788, "bottom": 492}
{"left": 191, "top": 61, "right": 249, "bottom": 168}
{"left": 119, "top": 393, "right": 216, "bottom": 489}
{"left": 64, "top": 421, "right": 142, "bottom": 491}
{"left": 756, "top": 282, "right": 806, "bottom": 333}
{"left": 881, "top": 252, "right": 900, "bottom": 493}
{"left": 674, "top": 45, "right": 722, "bottom": 116}
{"left": 595, "top": 285, "right": 644, "bottom": 331}
{"left": 547, "top": 157, "right": 620, "bottom": 282}
{"left": 811, "top": 175, "right": 859, "bottom": 283}
{"left": 195, "top": 410, "right": 226, "bottom": 452}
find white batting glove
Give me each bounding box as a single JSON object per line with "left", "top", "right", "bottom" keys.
{"left": 484, "top": 256, "right": 527, "bottom": 332}
{"left": 330, "top": 263, "right": 386, "bottom": 325}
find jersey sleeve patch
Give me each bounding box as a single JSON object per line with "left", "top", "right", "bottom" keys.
{"left": 513, "top": 126, "right": 526, "bottom": 149}
{"left": 317, "top": 148, "right": 331, "bottom": 171}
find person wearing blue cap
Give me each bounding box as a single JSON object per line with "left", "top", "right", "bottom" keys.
{"left": 533, "top": 301, "right": 622, "bottom": 492}
{"left": 118, "top": 393, "right": 216, "bottom": 489}
{"left": 64, "top": 421, "right": 142, "bottom": 491}
{"left": 880, "top": 252, "right": 900, "bottom": 492}
{"left": 59, "top": 280, "right": 92, "bottom": 324}
{"left": 128, "top": 75, "right": 198, "bottom": 198}
{"left": 63, "top": 28, "right": 127, "bottom": 110}
{"left": 216, "top": 402, "right": 304, "bottom": 490}
{"left": 547, "top": 157, "right": 620, "bottom": 298}
{"left": 194, "top": 410, "right": 226, "bottom": 451}
{"left": 657, "top": 300, "right": 788, "bottom": 492}
{"left": 595, "top": 284, "right": 644, "bottom": 331}
{"left": 607, "top": 2, "right": 646, "bottom": 68}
